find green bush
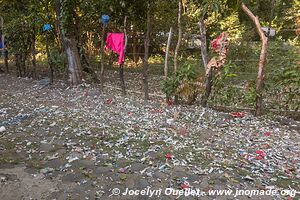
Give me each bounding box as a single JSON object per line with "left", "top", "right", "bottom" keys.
{"left": 161, "top": 63, "right": 203, "bottom": 104}
{"left": 49, "top": 49, "right": 66, "bottom": 73}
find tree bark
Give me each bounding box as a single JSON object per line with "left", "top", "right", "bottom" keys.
{"left": 4, "top": 50, "right": 8, "bottom": 73}
{"left": 15, "top": 53, "right": 21, "bottom": 77}
{"left": 199, "top": 15, "right": 212, "bottom": 107}
{"left": 119, "top": 63, "right": 126, "bottom": 95}
{"left": 142, "top": 3, "right": 151, "bottom": 101}
{"left": 64, "top": 36, "right": 83, "bottom": 85}
{"left": 100, "top": 25, "right": 106, "bottom": 90}
{"left": 164, "top": 27, "right": 173, "bottom": 79}
{"left": 55, "top": 0, "right": 83, "bottom": 86}
{"left": 199, "top": 16, "right": 208, "bottom": 69}
{"left": 31, "top": 26, "right": 37, "bottom": 79}
{"left": 241, "top": 3, "right": 268, "bottom": 116}
{"left": 132, "top": 32, "right": 139, "bottom": 66}
{"left": 174, "top": 0, "right": 183, "bottom": 72}
{"left": 54, "top": 2, "right": 67, "bottom": 82}
{"left": 45, "top": 33, "right": 54, "bottom": 84}
{"left": 120, "top": 16, "right": 128, "bottom": 96}
{"left": 73, "top": 11, "right": 99, "bottom": 83}
{"left": 201, "top": 69, "right": 213, "bottom": 107}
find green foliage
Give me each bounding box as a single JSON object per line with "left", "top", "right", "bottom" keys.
{"left": 211, "top": 40, "right": 300, "bottom": 110}
{"left": 0, "top": 0, "right": 298, "bottom": 112}
{"left": 265, "top": 41, "right": 300, "bottom": 110}
{"left": 219, "top": 12, "right": 245, "bottom": 41}
{"left": 60, "top": 0, "right": 77, "bottom": 36}
{"left": 212, "top": 62, "right": 240, "bottom": 104}
{"left": 161, "top": 64, "right": 203, "bottom": 103}
{"left": 211, "top": 61, "right": 257, "bottom": 106}
{"left": 49, "top": 48, "right": 66, "bottom": 72}
{"left": 266, "top": 65, "right": 300, "bottom": 110}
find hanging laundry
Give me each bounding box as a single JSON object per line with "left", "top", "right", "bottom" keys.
{"left": 105, "top": 33, "right": 125, "bottom": 65}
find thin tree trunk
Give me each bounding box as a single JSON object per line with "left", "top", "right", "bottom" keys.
{"left": 267, "top": 0, "right": 276, "bottom": 37}
{"left": 45, "top": 33, "right": 54, "bottom": 84}
{"left": 20, "top": 53, "right": 26, "bottom": 77}
{"left": 174, "top": 0, "right": 183, "bottom": 104}
{"left": 31, "top": 26, "right": 37, "bottom": 79}
{"left": 199, "top": 16, "right": 208, "bottom": 69}
{"left": 241, "top": 3, "right": 268, "bottom": 116}
{"left": 132, "top": 32, "right": 138, "bottom": 66}
{"left": 15, "top": 53, "right": 21, "bottom": 77}
{"left": 164, "top": 27, "right": 173, "bottom": 79}
{"left": 120, "top": 16, "right": 128, "bottom": 96}
{"left": 54, "top": 3, "right": 67, "bottom": 82}
{"left": 1, "top": 32, "right": 9, "bottom": 74}
{"left": 201, "top": 70, "right": 213, "bottom": 106}
{"left": 100, "top": 25, "right": 106, "bottom": 90}
{"left": 199, "top": 15, "right": 212, "bottom": 107}
{"left": 4, "top": 50, "right": 8, "bottom": 73}
{"left": 119, "top": 63, "right": 126, "bottom": 95}
{"left": 143, "top": 3, "right": 151, "bottom": 101}
{"left": 174, "top": 0, "right": 183, "bottom": 72}
{"left": 73, "top": 11, "right": 99, "bottom": 83}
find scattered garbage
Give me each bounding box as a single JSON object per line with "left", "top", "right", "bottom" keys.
{"left": 255, "top": 150, "right": 266, "bottom": 160}
{"left": 40, "top": 167, "right": 54, "bottom": 175}
{"left": 119, "top": 166, "right": 130, "bottom": 173}
{"left": 0, "top": 176, "right": 7, "bottom": 183}
{"left": 0, "top": 126, "right": 6, "bottom": 132}
{"left": 0, "top": 114, "right": 31, "bottom": 127}
{"left": 83, "top": 89, "right": 88, "bottom": 97}
{"left": 0, "top": 74, "right": 299, "bottom": 198}
{"left": 229, "top": 112, "right": 245, "bottom": 118}
{"left": 105, "top": 98, "right": 114, "bottom": 105}
{"left": 38, "top": 78, "right": 50, "bottom": 86}
{"left": 67, "top": 155, "right": 80, "bottom": 163}
{"left": 243, "top": 175, "right": 255, "bottom": 182}
{"left": 165, "top": 153, "right": 173, "bottom": 160}
{"left": 264, "top": 131, "right": 271, "bottom": 136}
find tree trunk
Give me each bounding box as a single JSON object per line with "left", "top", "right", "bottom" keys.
{"left": 174, "top": 0, "right": 183, "bottom": 104}
{"left": 201, "top": 69, "right": 213, "bottom": 107}
{"left": 199, "top": 15, "right": 212, "bottom": 107}
{"left": 164, "top": 27, "right": 173, "bottom": 79}
{"left": 15, "top": 53, "right": 21, "bottom": 77}
{"left": 73, "top": 11, "right": 99, "bottom": 83}
{"left": 100, "top": 25, "right": 106, "bottom": 90}
{"left": 4, "top": 50, "right": 8, "bottom": 73}
{"left": 199, "top": 17, "right": 208, "bottom": 69}
{"left": 31, "top": 29, "right": 37, "bottom": 79}
{"left": 119, "top": 63, "right": 126, "bottom": 96}
{"left": 54, "top": 2, "right": 67, "bottom": 82}
{"left": 55, "top": 0, "right": 83, "bottom": 86}
{"left": 22, "top": 54, "right": 26, "bottom": 76}
{"left": 119, "top": 16, "right": 128, "bottom": 96}
{"left": 174, "top": 0, "right": 183, "bottom": 72}
{"left": 142, "top": 3, "right": 151, "bottom": 101}
{"left": 64, "top": 36, "right": 83, "bottom": 85}
{"left": 241, "top": 3, "right": 268, "bottom": 116}
{"left": 45, "top": 33, "right": 54, "bottom": 84}
{"left": 132, "top": 33, "right": 139, "bottom": 66}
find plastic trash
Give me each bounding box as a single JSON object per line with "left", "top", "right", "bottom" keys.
{"left": 0, "top": 126, "right": 6, "bottom": 132}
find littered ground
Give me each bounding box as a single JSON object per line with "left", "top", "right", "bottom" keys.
{"left": 0, "top": 73, "right": 299, "bottom": 200}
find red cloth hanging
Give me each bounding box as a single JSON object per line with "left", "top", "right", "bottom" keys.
{"left": 105, "top": 33, "right": 125, "bottom": 65}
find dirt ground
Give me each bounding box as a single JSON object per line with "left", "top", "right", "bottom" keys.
{"left": 0, "top": 73, "right": 299, "bottom": 200}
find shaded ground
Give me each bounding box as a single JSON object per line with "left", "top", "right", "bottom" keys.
{"left": 0, "top": 73, "right": 300, "bottom": 200}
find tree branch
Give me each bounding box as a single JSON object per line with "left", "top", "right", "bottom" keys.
{"left": 241, "top": 3, "right": 267, "bottom": 43}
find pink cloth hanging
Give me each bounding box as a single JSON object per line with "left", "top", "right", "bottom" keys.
{"left": 105, "top": 33, "right": 125, "bottom": 65}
